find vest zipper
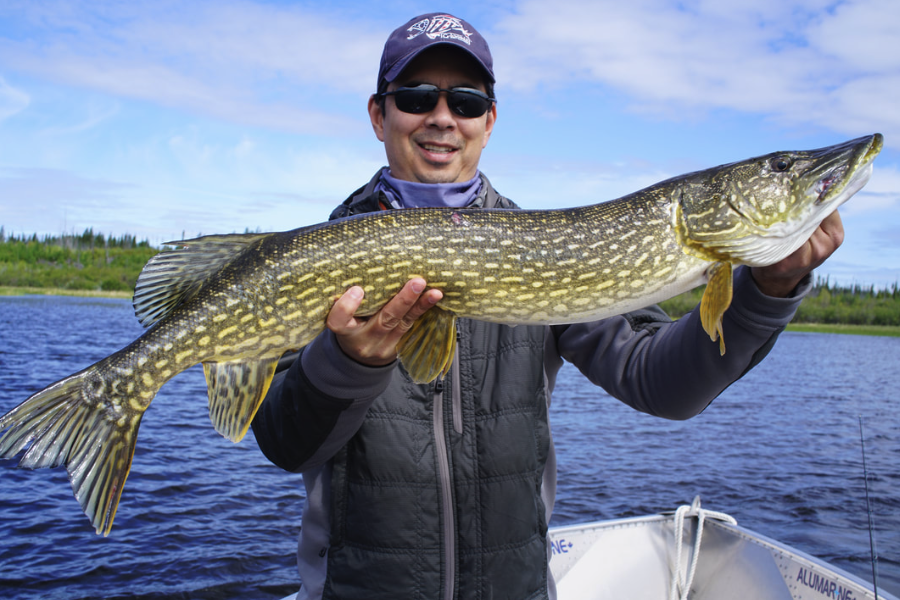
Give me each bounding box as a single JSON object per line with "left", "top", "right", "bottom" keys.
{"left": 451, "top": 343, "right": 462, "bottom": 435}
{"left": 433, "top": 374, "right": 455, "bottom": 600}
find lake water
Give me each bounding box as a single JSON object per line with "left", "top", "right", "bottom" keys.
{"left": 0, "top": 295, "right": 897, "bottom": 599}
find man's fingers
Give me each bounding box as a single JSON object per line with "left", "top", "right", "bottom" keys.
{"left": 810, "top": 211, "right": 844, "bottom": 266}
{"left": 396, "top": 287, "right": 443, "bottom": 331}
{"left": 377, "top": 278, "right": 427, "bottom": 330}
{"left": 376, "top": 278, "right": 442, "bottom": 331}
{"left": 326, "top": 286, "right": 366, "bottom": 333}
{"left": 325, "top": 279, "right": 443, "bottom": 367}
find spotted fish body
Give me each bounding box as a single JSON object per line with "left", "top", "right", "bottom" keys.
{"left": 0, "top": 134, "right": 882, "bottom": 535}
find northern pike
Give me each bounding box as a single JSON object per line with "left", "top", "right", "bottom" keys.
{"left": 0, "top": 134, "right": 883, "bottom": 535}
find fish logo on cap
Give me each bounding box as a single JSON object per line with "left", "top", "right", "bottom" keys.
{"left": 407, "top": 14, "right": 474, "bottom": 45}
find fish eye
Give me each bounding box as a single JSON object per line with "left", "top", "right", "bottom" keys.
{"left": 769, "top": 156, "right": 793, "bottom": 172}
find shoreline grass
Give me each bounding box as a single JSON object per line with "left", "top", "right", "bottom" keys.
{"left": 0, "top": 286, "right": 131, "bottom": 299}
{"left": 785, "top": 322, "right": 900, "bottom": 337}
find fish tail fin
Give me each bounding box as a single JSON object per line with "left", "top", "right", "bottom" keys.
{"left": 0, "top": 370, "right": 145, "bottom": 536}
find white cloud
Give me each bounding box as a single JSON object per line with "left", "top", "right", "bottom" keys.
{"left": 155, "top": 125, "right": 383, "bottom": 202}
{"left": 806, "top": 0, "right": 900, "bottom": 73}
{"left": 841, "top": 164, "right": 900, "bottom": 216}
{"left": 1, "top": 1, "right": 384, "bottom": 91}
{"left": 0, "top": 75, "right": 29, "bottom": 120}
{"left": 490, "top": 0, "right": 900, "bottom": 146}
{"left": 482, "top": 152, "right": 676, "bottom": 209}
{"left": 0, "top": 1, "right": 383, "bottom": 135}
{"left": 37, "top": 98, "right": 119, "bottom": 136}
{"left": 0, "top": 167, "right": 134, "bottom": 234}
{"left": 3, "top": 0, "right": 896, "bottom": 143}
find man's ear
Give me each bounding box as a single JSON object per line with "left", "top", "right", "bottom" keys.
{"left": 368, "top": 95, "right": 385, "bottom": 142}
{"left": 482, "top": 103, "right": 497, "bottom": 149}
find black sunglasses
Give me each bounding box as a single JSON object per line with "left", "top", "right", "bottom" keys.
{"left": 379, "top": 84, "right": 495, "bottom": 118}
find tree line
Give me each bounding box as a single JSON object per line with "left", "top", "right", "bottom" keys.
{"left": 0, "top": 227, "right": 150, "bottom": 250}
{"left": 659, "top": 276, "right": 900, "bottom": 326}
{"left": 0, "top": 228, "right": 157, "bottom": 292}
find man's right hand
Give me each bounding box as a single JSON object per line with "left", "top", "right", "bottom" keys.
{"left": 326, "top": 278, "right": 443, "bottom": 367}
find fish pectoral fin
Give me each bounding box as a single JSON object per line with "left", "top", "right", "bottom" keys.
{"left": 133, "top": 232, "right": 271, "bottom": 328}
{"left": 396, "top": 307, "right": 458, "bottom": 384}
{"left": 700, "top": 261, "right": 734, "bottom": 355}
{"left": 203, "top": 356, "right": 279, "bottom": 443}
{"left": 0, "top": 371, "right": 144, "bottom": 536}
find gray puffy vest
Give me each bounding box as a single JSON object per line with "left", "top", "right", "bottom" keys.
{"left": 324, "top": 318, "right": 551, "bottom": 599}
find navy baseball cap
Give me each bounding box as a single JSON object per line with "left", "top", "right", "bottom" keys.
{"left": 377, "top": 13, "right": 495, "bottom": 90}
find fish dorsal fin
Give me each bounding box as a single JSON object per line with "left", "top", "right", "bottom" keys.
{"left": 133, "top": 233, "right": 269, "bottom": 328}
{"left": 202, "top": 356, "right": 280, "bottom": 443}
{"left": 396, "top": 306, "right": 458, "bottom": 384}
{"left": 700, "top": 261, "right": 734, "bottom": 355}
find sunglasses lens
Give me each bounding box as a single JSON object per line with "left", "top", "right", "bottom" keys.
{"left": 394, "top": 89, "right": 439, "bottom": 114}
{"left": 447, "top": 91, "right": 491, "bottom": 118}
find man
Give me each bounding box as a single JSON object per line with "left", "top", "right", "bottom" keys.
{"left": 252, "top": 13, "right": 842, "bottom": 600}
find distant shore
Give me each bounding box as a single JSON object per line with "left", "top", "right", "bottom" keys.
{"left": 0, "top": 286, "right": 132, "bottom": 299}
{"left": 3, "top": 286, "right": 899, "bottom": 338}
{"left": 784, "top": 322, "right": 900, "bottom": 337}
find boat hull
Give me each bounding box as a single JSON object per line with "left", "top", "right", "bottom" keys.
{"left": 280, "top": 501, "right": 893, "bottom": 599}
{"left": 551, "top": 511, "right": 891, "bottom": 600}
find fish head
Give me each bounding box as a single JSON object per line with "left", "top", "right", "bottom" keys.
{"left": 675, "top": 133, "right": 883, "bottom": 266}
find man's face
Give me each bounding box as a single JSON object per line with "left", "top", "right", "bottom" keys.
{"left": 368, "top": 46, "right": 496, "bottom": 184}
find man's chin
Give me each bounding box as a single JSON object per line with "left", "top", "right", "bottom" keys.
{"left": 413, "top": 167, "right": 473, "bottom": 185}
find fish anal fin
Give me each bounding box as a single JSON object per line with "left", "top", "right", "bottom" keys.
{"left": 203, "top": 356, "right": 279, "bottom": 443}
{"left": 397, "top": 307, "right": 458, "bottom": 384}
{"left": 700, "top": 261, "right": 734, "bottom": 355}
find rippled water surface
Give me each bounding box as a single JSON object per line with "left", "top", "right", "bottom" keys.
{"left": 0, "top": 295, "right": 897, "bottom": 598}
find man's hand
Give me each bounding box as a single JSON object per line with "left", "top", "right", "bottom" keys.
{"left": 750, "top": 210, "right": 845, "bottom": 298}
{"left": 326, "top": 278, "right": 443, "bottom": 367}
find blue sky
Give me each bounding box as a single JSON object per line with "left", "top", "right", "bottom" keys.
{"left": 0, "top": 0, "right": 898, "bottom": 286}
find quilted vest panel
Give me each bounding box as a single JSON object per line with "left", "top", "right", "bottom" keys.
{"left": 323, "top": 319, "right": 551, "bottom": 599}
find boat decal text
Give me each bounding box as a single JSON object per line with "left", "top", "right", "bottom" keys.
{"left": 550, "top": 538, "right": 574, "bottom": 555}
{"left": 796, "top": 567, "right": 856, "bottom": 600}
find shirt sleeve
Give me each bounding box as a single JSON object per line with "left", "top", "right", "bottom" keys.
{"left": 251, "top": 328, "right": 397, "bottom": 472}
{"left": 555, "top": 266, "right": 809, "bottom": 420}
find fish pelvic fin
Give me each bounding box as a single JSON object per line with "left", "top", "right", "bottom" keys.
{"left": 397, "top": 307, "right": 458, "bottom": 384}
{"left": 700, "top": 261, "right": 734, "bottom": 355}
{"left": 202, "top": 356, "right": 279, "bottom": 442}
{"left": 133, "top": 233, "right": 270, "bottom": 328}
{"left": 0, "top": 371, "right": 145, "bottom": 536}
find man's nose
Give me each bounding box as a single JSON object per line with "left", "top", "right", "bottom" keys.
{"left": 424, "top": 93, "right": 456, "bottom": 128}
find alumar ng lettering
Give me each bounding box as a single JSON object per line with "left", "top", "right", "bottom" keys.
{"left": 797, "top": 567, "right": 856, "bottom": 600}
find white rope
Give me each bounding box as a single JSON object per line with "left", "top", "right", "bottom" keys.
{"left": 669, "top": 496, "right": 738, "bottom": 600}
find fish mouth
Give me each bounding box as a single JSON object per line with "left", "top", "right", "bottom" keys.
{"left": 809, "top": 133, "right": 882, "bottom": 206}
{"left": 814, "top": 167, "right": 845, "bottom": 203}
